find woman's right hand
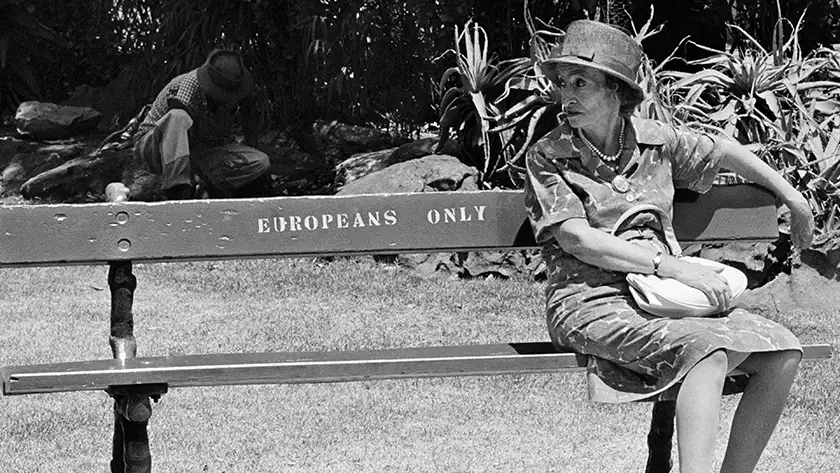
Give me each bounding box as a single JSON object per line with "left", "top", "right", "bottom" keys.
{"left": 660, "top": 256, "right": 732, "bottom": 311}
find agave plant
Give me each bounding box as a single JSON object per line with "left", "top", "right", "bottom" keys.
{"left": 436, "top": 20, "right": 531, "bottom": 184}
{"left": 656, "top": 9, "right": 840, "bottom": 234}
{"left": 483, "top": 12, "right": 562, "bottom": 185}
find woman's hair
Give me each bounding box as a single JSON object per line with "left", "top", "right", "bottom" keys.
{"left": 605, "top": 75, "right": 644, "bottom": 117}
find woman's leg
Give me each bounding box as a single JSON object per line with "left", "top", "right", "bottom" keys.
{"left": 720, "top": 349, "right": 801, "bottom": 473}
{"left": 675, "top": 349, "right": 729, "bottom": 473}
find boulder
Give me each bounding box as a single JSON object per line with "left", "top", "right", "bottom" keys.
{"left": 336, "top": 154, "right": 478, "bottom": 195}
{"left": 384, "top": 136, "right": 459, "bottom": 168}
{"left": 336, "top": 155, "right": 537, "bottom": 279}
{"left": 18, "top": 148, "right": 161, "bottom": 202}
{"left": 15, "top": 101, "right": 102, "bottom": 140}
{"left": 739, "top": 232, "right": 840, "bottom": 315}
{"left": 305, "top": 120, "right": 411, "bottom": 165}
{"left": 0, "top": 142, "right": 88, "bottom": 197}
{"left": 335, "top": 147, "right": 397, "bottom": 187}
{"left": 1, "top": 152, "right": 67, "bottom": 196}
{"left": 334, "top": 137, "right": 459, "bottom": 186}
{"left": 683, "top": 241, "right": 780, "bottom": 288}
{"left": 0, "top": 136, "right": 39, "bottom": 170}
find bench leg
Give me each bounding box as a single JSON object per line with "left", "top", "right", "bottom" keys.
{"left": 111, "top": 404, "right": 152, "bottom": 473}
{"left": 109, "top": 262, "right": 137, "bottom": 360}
{"left": 108, "top": 261, "right": 153, "bottom": 473}
{"left": 645, "top": 400, "right": 676, "bottom": 473}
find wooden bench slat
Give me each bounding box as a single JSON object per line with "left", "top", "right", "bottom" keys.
{"left": 0, "top": 185, "right": 778, "bottom": 267}
{"left": 2, "top": 343, "right": 831, "bottom": 396}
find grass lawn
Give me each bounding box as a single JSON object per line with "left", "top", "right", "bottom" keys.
{"left": 0, "top": 257, "right": 837, "bottom": 472}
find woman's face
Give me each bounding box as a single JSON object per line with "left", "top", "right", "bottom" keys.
{"left": 552, "top": 66, "right": 620, "bottom": 130}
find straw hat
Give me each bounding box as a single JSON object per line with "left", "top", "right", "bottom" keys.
{"left": 196, "top": 49, "right": 254, "bottom": 104}
{"left": 540, "top": 20, "right": 644, "bottom": 103}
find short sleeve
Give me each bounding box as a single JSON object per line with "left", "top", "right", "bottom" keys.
{"left": 164, "top": 75, "right": 202, "bottom": 118}
{"left": 524, "top": 144, "right": 587, "bottom": 245}
{"left": 664, "top": 125, "right": 726, "bottom": 193}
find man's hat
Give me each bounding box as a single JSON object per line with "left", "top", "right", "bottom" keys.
{"left": 539, "top": 20, "right": 645, "bottom": 103}
{"left": 197, "top": 49, "right": 254, "bottom": 104}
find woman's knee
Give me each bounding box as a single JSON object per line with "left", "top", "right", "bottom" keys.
{"left": 742, "top": 349, "right": 801, "bottom": 376}
{"left": 691, "top": 350, "right": 730, "bottom": 378}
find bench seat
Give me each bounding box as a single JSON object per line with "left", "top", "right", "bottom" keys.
{"left": 3, "top": 343, "right": 832, "bottom": 396}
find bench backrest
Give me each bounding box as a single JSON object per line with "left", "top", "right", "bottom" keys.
{"left": 0, "top": 184, "right": 777, "bottom": 267}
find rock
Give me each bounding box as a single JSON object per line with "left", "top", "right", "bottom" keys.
{"left": 0, "top": 142, "right": 88, "bottom": 197}
{"left": 0, "top": 137, "right": 39, "bottom": 170}
{"left": 336, "top": 154, "right": 478, "bottom": 195}
{"left": 335, "top": 147, "right": 397, "bottom": 186}
{"left": 738, "top": 235, "right": 840, "bottom": 315}
{"left": 36, "top": 143, "right": 85, "bottom": 159}
{"left": 105, "top": 182, "right": 130, "bottom": 202}
{"left": 383, "top": 137, "right": 459, "bottom": 168}
{"left": 18, "top": 148, "right": 163, "bottom": 202}
{"left": 14, "top": 101, "right": 102, "bottom": 140}
{"left": 305, "top": 120, "right": 411, "bottom": 165}
{"left": 689, "top": 241, "right": 780, "bottom": 288}
{"left": 334, "top": 137, "right": 460, "bottom": 187}
{"left": 336, "top": 155, "right": 528, "bottom": 279}
{"left": 1, "top": 152, "right": 68, "bottom": 196}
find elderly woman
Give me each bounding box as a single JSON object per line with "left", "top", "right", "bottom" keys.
{"left": 526, "top": 20, "right": 815, "bottom": 473}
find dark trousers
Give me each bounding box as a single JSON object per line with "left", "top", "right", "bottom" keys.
{"left": 133, "top": 109, "right": 271, "bottom": 198}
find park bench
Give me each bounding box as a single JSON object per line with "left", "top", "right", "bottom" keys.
{"left": 0, "top": 184, "right": 833, "bottom": 473}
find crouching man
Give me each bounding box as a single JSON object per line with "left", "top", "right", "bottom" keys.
{"left": 131, "top": 49, "right": 272, "bottom": 200}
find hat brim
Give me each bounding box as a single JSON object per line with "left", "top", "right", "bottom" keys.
{"left": 197, "top": 65, "right": 254, "bottom": 104}
{"left": 540, "top": 57, "right": 645, "bottom": 104}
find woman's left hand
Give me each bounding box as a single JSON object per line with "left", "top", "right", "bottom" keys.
{"left": 787, "top": 196, "right": 815, "bottom": 249}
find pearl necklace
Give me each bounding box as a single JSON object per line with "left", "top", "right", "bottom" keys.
{"left": 578, "top": 119, "right": 625, "bottom": 163}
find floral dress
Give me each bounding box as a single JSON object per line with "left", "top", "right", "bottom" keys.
{"left": 524, "top": 116, "right": 802, "bottom": 403}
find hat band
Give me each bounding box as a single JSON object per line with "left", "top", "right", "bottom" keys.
{"left": 556, "top": 54, "right": 637, "bottom": 84}
{"left": 207, "top": 65, "right": 242, "bottom": 91}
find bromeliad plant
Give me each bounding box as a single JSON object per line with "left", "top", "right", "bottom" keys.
{"left": 657, "top": 10, "right": 840, "bottom": 235}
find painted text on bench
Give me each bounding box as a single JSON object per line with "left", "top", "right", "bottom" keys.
{"left": 256, "top": 205, "right": 487, "bottom": 233}
{"left": 257, "top": 210, "right": 398, "bottom": 233}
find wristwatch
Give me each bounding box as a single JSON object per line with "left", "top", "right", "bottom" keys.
{"left": 652, "top": 251, "right": 663, "bottom": 276}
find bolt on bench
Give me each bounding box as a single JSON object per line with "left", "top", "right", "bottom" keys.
{"left": 0, "top": 185, "right": 833, "bottom": 473}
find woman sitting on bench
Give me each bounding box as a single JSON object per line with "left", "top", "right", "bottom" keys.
{"left": 524, "top": 20, "right": 815, "bottom": 473}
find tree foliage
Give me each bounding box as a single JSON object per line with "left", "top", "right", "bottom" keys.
{"left": 2, "top": 0, "right": 839, "bottom": 137}
{"left": 0, "top": 0, "right": 65, "bottom": 114}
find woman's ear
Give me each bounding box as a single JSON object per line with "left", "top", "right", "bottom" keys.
{"left": 607, "top": 80, "right": 621, "bottom": 101}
